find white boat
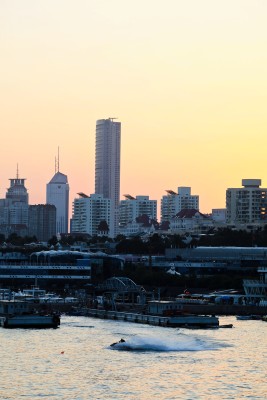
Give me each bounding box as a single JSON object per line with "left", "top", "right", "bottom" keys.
{"left": 0, "top": 300, "right": 60, "bottom": 329}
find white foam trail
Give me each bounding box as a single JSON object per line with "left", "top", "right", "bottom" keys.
{"left": 110, "top": 335, "right": 217, "bottom": 352}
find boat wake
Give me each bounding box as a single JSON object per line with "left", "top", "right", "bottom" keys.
{"left": 109, "top": 335, "right": 221, "bottom": 352}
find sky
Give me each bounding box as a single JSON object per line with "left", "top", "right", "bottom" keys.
{"left": 1, "top": 0, "right": 267, "bottom": 217}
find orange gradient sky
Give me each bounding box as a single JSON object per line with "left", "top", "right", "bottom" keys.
{"left": 1, "top": 0, "right": 267, "bottom": 216}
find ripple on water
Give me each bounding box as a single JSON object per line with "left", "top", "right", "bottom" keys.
{"left": 0, "top": 315, "right": 266, "bottom": 399}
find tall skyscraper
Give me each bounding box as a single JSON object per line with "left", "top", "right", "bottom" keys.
{"left": 95, "top": 118, "right": 121, "bottom": 236}
{"left": 0, "top": 167, "right": 29, "bottom": 237}
{"left": 46, "top": 156, "right": 69, "bottom": 234}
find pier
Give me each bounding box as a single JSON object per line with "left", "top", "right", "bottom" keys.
{"left": 77, "top": 308, "right": 219, "bottom": 328}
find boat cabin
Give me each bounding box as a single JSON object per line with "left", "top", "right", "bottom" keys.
{"left": 148, "top": 300, "right": 184, "bottom": 316}
{"left": 0, "top": 300, "right": 30, "bottom": 316}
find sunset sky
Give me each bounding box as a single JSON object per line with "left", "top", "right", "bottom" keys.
{"left": 1, "top": 0, "right": 267, "bottom": 216}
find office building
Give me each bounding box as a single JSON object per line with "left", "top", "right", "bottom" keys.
{"left": 0, "top": 170, "right": 29, "bottom": 237}
{"left": 46, "top": 170, "right": 69, "bottom": 234}
{"left": 28, "top": 204, "right": 56, "bottom": 242}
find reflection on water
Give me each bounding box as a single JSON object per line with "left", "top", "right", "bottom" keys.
{"left": 0, "top": 316, "right": 266, "bottom": 399}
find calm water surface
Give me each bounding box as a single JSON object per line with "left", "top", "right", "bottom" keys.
{"left": 0, "top": 315, "right": 266, "bottom": 399}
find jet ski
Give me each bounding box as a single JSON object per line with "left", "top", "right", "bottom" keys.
{"left": 110, "top": 338, "right": 125, "bottom": 347}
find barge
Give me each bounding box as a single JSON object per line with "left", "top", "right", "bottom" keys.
{"left": 0, "top": 300, "right": 60, "bottom": 329}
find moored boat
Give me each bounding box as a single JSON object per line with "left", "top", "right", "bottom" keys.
{"left": 0, "top": 300, "right": 60, "bottom": 329}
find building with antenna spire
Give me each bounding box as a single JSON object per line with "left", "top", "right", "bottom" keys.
{"left": 46, "top": 150, "right": 69, "bottom": 234}
{"left": 0, "top": 166, "right": 29, "bottom": 237}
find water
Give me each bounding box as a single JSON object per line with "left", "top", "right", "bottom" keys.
{"left": 0, "top": 315, "right": 266, "bottom": 399}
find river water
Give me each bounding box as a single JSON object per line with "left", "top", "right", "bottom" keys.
{"left": 0, "top": 315, "right": 266, "bottom": 399}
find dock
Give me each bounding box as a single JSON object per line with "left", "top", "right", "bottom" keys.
{"left": 79, "top": 308, "right": 219, "bottom": 328}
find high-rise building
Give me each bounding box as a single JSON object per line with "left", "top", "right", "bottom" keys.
{"left": 0, "top": 169, "right": 29, "bottom": 237}
{"left": 119, "top": 195, "right": 157, "bottom": 227}
{"left": 28, "top": 204, "right": 56, "bottom": 242}
{"left": 46, "top": 169, "right": 69, "bottom": 234}
{"left": 95, "top": 118, "right": 121, "bottom": 236}
{"left": 226, "top": 179, "right": 267, "bottom": 225}
{"left": 71, "top": 193, "right": 113, "bottom": 237}
{"left": 161, "top": 186, "right": 199, "bottom": 222}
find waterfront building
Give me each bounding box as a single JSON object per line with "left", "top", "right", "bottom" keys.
{"left": 95, "top": 118, "right": 121, "bottom": 236}
{"left": 71, "top": 193, "right": 114, "bottom": 237}
{"left": 28, "top": 204, "right": 56, "bottom": 242}
{"left": 226, "top": 179, "right": 267, "bottom": 226}
{"left": 46, "top": 170, "right": 69, "bottom": 234}
{"left": 161, "top": 187, "right": 199, "bottom": 222}
{"left": 119, "top": 195, "right": 157, "bottom": 227}
{"left": 0, "top": 249, "right": 124, "bottom": 289}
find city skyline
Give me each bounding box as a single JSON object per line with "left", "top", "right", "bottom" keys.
{"left": 1, "top": 1, "right": 267, "bottom": 214}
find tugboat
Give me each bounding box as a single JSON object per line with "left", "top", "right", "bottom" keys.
{"left": 0, "top": 300, "right": 60, "bottom": 329}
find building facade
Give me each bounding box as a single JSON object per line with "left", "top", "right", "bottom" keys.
{"left": 226, "top": 179, "right": 267, "bottom": 226}
{"left": 95, "top": 118, "right": 121, "bottom": 235}
{"left": 119, "top": 195, "right": 157, "bottom": 226}
{"left": 0, "top": 173, "right": 29, "bottom": 237}
{"left": 71, "top": 193, "right": 114, "bottom": 237}
{"left": 161, "top": 186, "right": 199, "bottom": 222}
{"left": 46, "top": 171, "right": 69, "bottom": 234}
{"left": 28, "top": 204, "right": 56, "bottom": 242}
{"left": 169, "top": 209, "right": 213, "bottom": 234}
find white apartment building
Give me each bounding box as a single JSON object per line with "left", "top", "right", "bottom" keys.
{"left": 212, "top": 208, "right": 227, "bottom": 223}
{"left": 119, "top": 195, "right": 157, "bottom": 226}
{"left": 46, "top": 171, "right": 69, "bottom": 234}
{"left": 161, "top": 186, "right": 199, "bottom": 222}
{"left": 226, "top": 179, "right": 267, "bottom": 225}
{"left": 71, "top": 193, "right": 114, "bottom": 237}
{"left": 95, "top": 118, "right": 121, "bottom": 236}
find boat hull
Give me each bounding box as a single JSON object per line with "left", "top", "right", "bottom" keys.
{"left": 0, "top": 314, "right": 60, "bottom": 329}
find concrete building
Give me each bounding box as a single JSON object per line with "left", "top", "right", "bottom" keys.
{"left": 226, "top": 179, "right": 267, "bottom": 226}
{"left": 28, "top": 204, "right": 56, "bottom": 242}
{"left": 0, "top": 171, "right": 29, "bottom": 237}
{"left": 46, "top": 171, "right": 69, "bottom": 234}
{"left": 71, "top": 193, "right": 114, "bottom": 237}
{"left": 169, "top": 209, "right": 213, "bottom": 234}
{"left": 119, "top": 195, "right": 157, "bottom": 227}
{"left": 161, "top": 186, "right": 199, "bottom": 222}
{"left": 95, "top": 118, "right": 121, "bottom": 235}
{"left": 212, "top": 209, "right": 227, "bottom": 224}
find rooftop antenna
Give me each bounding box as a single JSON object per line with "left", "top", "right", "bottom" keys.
{"left": 54, "top": 156, "right": 57, "bottom": 174}
{"left": 57, "top": 146, "right": 60, "bottom": 172}
{"left": 16, "top": 163, "right": 19, "bottom": 179}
